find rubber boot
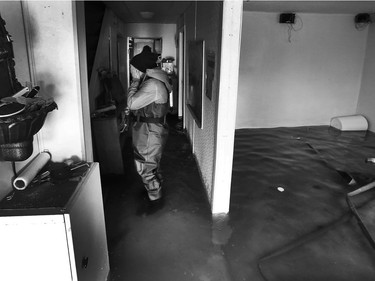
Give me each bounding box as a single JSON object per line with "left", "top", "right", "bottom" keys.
{"left": 147, "top": 186, "right": 162, "bottom": 201}
{"left": 146, "top": 179, "right": 162, "bottom": 201}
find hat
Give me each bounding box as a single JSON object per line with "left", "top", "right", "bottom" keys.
{"left": 130, "top": 47, "right": 158, "bottom": 73}
{"left": 142, "top": 45, "right": 152, "bottom": 53}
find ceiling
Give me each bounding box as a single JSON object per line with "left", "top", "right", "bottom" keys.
{"left": 244, "top": 1, "right": 375, "bottom": 14}
{"left": 102, "top": 1, "right": 375, "bottom": 24}
{"left": 103, "top": 1, "right": 192, "bottom": 24}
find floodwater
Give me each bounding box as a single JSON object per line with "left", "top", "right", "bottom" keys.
{"left": 225, "top": 126, "right": 375, "bottom": 281}
{"left": 105, "top": 121, "right": 232, "bottom": 281}
{"left": 104, "top": 123, "right": 375, "bottom": 281}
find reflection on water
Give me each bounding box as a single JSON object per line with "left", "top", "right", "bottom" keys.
{"left": 212, "top": 213, "right": 232, "bottom": 245}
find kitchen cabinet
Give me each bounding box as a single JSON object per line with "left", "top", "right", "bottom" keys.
{"left": 0, "top": 163, "right": 109, "bottom": 281}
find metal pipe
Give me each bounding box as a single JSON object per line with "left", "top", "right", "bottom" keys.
{"left": 347, "top": 180, "right": 375, "bottom": 197}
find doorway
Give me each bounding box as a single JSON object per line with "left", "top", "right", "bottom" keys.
{"left": 127, "top": 37, "right": 162, "bottom": 87}
{"left": 177, "top": 28, "right": 185, "bottom": 120}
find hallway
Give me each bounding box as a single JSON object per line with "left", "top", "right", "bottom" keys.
{"left": 101, "top": 116, "right": 375, "bottom": 281}
{"left": 102, "top": 116, "right": 232, "bottom": 281}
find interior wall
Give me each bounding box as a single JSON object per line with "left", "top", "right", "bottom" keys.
{"left": 237, "top": 12, "right": 368, "bottom": 129}
{"left": 184, "top": 1, "right": 223, "bottom": 203}
{"left": 357, "top": 22, "right": 375, "bottom": 132}
{"left": 23, "top": 1, "right": 86, "bottom": 161}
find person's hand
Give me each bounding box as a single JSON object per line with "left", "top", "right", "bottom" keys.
{"left": 130, "top": 65, "right": 142, "bottom": 81}
{"left": 132, "top": 71, "right": 141, "bottom": 81}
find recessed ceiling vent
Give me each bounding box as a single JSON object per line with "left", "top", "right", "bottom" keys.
{"left": 279, "top": 13, "right": 295, "bottom": 24}
{"left": 140, "top": 11, "right": 154, "bottom": 19}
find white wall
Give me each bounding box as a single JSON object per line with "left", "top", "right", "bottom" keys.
{"left": 211, "top": 0, "right": 242, "bottom": 214}
{"left": 357, "top": 22, "right": 375, "bottom": 132}
{"left": 237, "top": 12, "right": 368, "bottom": 129}
{"left": 22, "top": 1, "right": 86, "bottom": 162}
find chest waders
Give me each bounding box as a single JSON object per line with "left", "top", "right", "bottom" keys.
{"left": 132, "top": 102, "right": 169, "bottom": 200}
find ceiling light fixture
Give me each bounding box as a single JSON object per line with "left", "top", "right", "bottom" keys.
{"left": 140, "top": 11, "right": 154, "bottom": 19}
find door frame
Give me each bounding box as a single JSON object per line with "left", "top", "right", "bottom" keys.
{"left": 178, "top": 26, "right": 186, "bottom": 121}
{"left": 211, "top": 0, "right": 243, "bottom": 214}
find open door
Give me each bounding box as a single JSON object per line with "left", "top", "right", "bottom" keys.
{"left": 117, "top": 35, "right": 127, "bottom": 90}
{"left": 178, "top": 27, "right": 185, "bottom": 120}
{"left": 127, "top": 37, "right": 162, "bottom": 86}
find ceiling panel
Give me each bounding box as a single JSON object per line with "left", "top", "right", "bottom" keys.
{"left": 103, "top": 1, "right": 375, "bottom": 23}
{"left": 243, "top": 1, "right": 375, "bottom": 14}
{"left": 103, "top": 1, "right": 192, "bottom": 24}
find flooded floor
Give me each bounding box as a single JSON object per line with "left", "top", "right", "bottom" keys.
{"left": 227, "top": 126, "right": 375, "bottom": 281}
{"left": 103, "top": 117, "right": 231, "bottom": 281}
{"left": 103, "top": 120, "right": 375, "bottom": 281}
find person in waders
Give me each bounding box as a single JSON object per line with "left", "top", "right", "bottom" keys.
{"left": 127, "top": 48, "right": 172, "bottom": 202}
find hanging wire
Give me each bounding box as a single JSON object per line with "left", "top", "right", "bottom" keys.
{"left": 286, "top": 15, "right": 303, "bottom": 43}
{"left": 292, "top": 15, "right": 303, "bottom": 31}
{"left": 287, "top": 24, "right": 293, "bottom": 43}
